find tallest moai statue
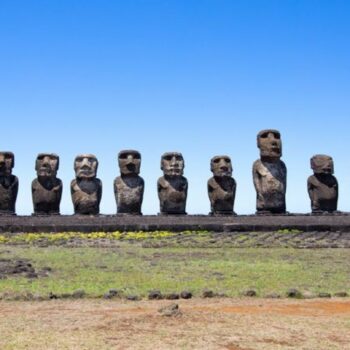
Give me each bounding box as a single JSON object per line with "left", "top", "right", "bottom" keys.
{"left": 253, "top": 129, "right": 287, "bottom": 214}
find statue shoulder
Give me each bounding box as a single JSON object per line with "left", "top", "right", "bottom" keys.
{"left": 71, "top": 179, "right": 79, "bottom": 192}
{"left": 55, "top": 178, "right": 63, "bottom": 187}
{"left": 307, "top": 174, "right": 316, "bottom": 183}
{"left": 253, "top": 159, "right": 264, "bottom": 174}
{"left": 7, "top": 175, "right": 19, "bottom": 187}
{"left": 307, "top": 175, "right": 319, "bottom": 189}
{"left": 229, "top": 177, "right": 237, "bottom": 187}
{"left": 279, "top": 160, "right": 287, "bottom": 171}
{"left": 114, "top": 176, "right": 122, "bottom": 183}
{"left": 181, "top": 176, "right": 188, "bottom": 186}
{"left": 208, "top": 177, "right": 218, "bottom": 189}
{"left": 157, "top": 176, "right": 169, "bottom": 188}
{"left": 253, "top": 159, "right": 262, "bottom": 169}
{"left": 31, "top": 178, "right": 39, "bottom": 191}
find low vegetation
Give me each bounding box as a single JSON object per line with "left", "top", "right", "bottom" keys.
{"left": 0, "top": 231, "right": 349, "bottom": 299}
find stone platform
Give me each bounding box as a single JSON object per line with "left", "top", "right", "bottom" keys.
{"left": 1, "top": 213, "right": 350, "bottom": 233}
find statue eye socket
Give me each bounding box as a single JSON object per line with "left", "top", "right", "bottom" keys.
{"left": 119, "top": 154, "right": 128, "bottom": 159}
{"left": 223, "top": 158, "right": 230, "bottom": 163}
{"left": 175, "top": 156, "right": 182, "bottom": 161}
{"left": 134, "top": 154, "right": 141, "bottom": 160}
{"left": 164, "top": 156, "right": 172, "bottom": 161}
{"left": 274, "top": 133, "right": 280, "bottom": 139}
{"left": 260, "top": 133, "right": 268, "bottom": 138}
{"left": 213, "top": 158, "right": 220, "bottom": 163}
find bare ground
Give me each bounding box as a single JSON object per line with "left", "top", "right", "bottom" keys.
{"left": 1, "top": 298, "right": 350, "bottom": 350}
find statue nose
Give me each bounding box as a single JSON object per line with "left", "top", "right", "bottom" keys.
{"left": 81, "top": 158, "right": 91, "bottom": 167}
{"left": 42, "top": 157, "right": 50, "bottom": 165}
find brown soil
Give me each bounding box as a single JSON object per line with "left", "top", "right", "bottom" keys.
{"left": 1, "top": 298, "right": 350, "bottom": 349}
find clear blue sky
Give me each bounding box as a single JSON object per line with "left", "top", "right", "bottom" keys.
{"left": 1, "top": 0, "right": 349, "bottom": 215}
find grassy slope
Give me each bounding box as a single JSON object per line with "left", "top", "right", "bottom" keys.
{"left": 1, "top": 241, "right": 350, "bottom": 298}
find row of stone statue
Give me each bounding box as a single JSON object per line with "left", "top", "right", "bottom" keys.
{"left": 0, "top": 129, "right": 338, "bottom": 216}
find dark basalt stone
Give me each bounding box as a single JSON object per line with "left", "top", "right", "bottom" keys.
{"left": 158, "top": 152, "right": 188, "bottom": 215}
{"left": 286, "top": 288, "right": 302, "bottom": 298}
{"left": 114, "top": 150, "right": 144, "bottom": 215}
{"left": 202, "top": 289, "right": 215, "bottom": 298}
{"left": 208, "top": 155, "right": 236, "bottom": 215}
{"left": 308, "top": 155, "right": 338, "bottom": 213}
{"left": 164, "top": 292, "right": 180, "bottom": 300}
{"left": 180, "top": 290, "right": 192, "bottom": 299}
{"left": 148, "top": 289, "right": 163, "bottom": 300}
{"left": 253, "top": 130, "right": 286, "bottom": 214}
{"left": 32, "top": 153, "right": 62, "bottom": 215}
{"left": 243, "top": 289, "right": 257, "bottom": 297}
{"left": 0, "top": 152, "right": 18, "bottom": 215}
{"left": 71, "top": 154, "right": 102, "bottom": 215}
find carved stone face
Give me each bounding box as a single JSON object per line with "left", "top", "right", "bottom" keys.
{"left": 35, "top": 153, "right": 59, "bottom": 178}
{"left": 118, "top": 150, "right": 141, "bottom": 175}
{"left": 74, "top": 154, "right": 98, "bottom": 179}
{"left": 257, "top": 129, "right": 282, "bottom": 159}
{"left": 311, "top": 154, "right": 334, "bottom": 174}
{"left": 210, "top": 155, "right": 232, "bottom": 177}
{"left": 161, "top": 152, "right": 184, "bottom": 176}
{"left": 0, "top": 152, "right": 14, "bottom": 176}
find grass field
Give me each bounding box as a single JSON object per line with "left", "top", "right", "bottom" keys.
{"left": 1, "top": 231, "right": 350, "bottom": 299}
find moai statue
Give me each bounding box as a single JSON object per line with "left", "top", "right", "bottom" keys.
{"left": 32, "top": 153, "right": 62, "bottom": 215}
{"left": 158, "top": 152, "right": 188, "bottom": 215}
{"left": 0, "top": 152, "right": 18, "bottom": 215}
{"left": 114, "top": 150, "right": 144, "bottom": 215}
{"left": 71, "top": 154, "right": 102, "bottom": 215}
{"left": 253, "top": 129, "right": 287, "bottom": 214}
{"left": 308, "top": 154, "right": 338, "bottom": 213}
{"left": 208, "top": 155, "right": 237, "bottom": 215}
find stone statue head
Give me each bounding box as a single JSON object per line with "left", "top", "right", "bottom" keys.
{"left": 161, "top": 152, "right": 184, "bottom": 176}
{"left": 118, "top": 150, "right": 141, "bottom": 175}
{"left": 210, "top": 155, "right": 232, "bottom": 177}
{"left": 257, "top": 129, "right": 282, "bottom": 159}
{"left": 35, "top": 153, "right": 59, "bottom": 178}
{"left": 0, "top": 152, "right": 14, "bottom": 176}
{"left": 74, "top": 154, "right": 98, "bottom": 180}
{"left": 311, "top": 154, "right": 334, "bottom": 174}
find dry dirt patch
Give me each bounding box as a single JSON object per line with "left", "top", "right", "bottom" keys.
{"left": 1, "top": 298, "right": 350, "bottom": 349}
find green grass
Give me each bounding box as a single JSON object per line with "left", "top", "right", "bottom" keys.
{"left": 1, "top": 240, "right": 350, "bottom": 298}
{"left": 0, "top": 230, "right": 190, "bottom": 243}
